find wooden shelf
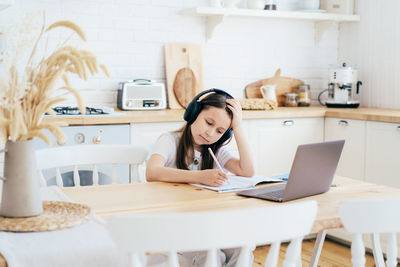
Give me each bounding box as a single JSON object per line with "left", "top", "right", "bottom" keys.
{"left": 182, "top": 7, "right": 360, "bottom": 42}
{"left": 184, "top": 7, "right": 360, "bottom": 21}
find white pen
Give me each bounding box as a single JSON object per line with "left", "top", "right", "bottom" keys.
{"left": 208, "top": 147, "right": 225, "bottom": 173}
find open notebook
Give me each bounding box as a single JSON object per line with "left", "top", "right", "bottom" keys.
{"left": 191, "top": 174, "right": 288, "bottom": 192}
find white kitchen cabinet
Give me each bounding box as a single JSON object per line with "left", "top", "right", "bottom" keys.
{"left": 328, "top": 120, "right": 400, "bottom": 258}
{"left": 223, "top": 121, "right": 250, "bottom": 158}
{"left": 248, "top": 117, "right": 324, "bottom": 176}
{"left": 130, "top": 122, "right": 184, "bottom": 153}
{"left": 324, "top": 117, "right": 366, "bottom": 181}
{"left": 365, "top": 121, "right": 400, "bottom": 188}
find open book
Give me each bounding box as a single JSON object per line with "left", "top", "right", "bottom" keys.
{"left": 191, "top": 173, "right": 289, "bottom": 192}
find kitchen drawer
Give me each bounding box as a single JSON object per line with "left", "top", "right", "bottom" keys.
{"left": 365, "top": 121, "right": 400, "bottom": 188}
{"left": 324, "top": 117, "right": 366, "bottom": 181}
{"left": 248, "top": 117, "right": 324, "bottom": 176}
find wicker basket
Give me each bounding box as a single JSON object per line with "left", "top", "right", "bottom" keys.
{"left": 239, "top": 98, "right": 278, "bottom": 110}
{"left": 0, "top": 201, "right": 91, "bottom": 232}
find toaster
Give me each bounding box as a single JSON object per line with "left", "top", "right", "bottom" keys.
{"left": 117, "top": 79, "right": 167, "bottom": 110}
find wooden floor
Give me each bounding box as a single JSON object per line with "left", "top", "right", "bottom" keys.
{"left": 252, "top": 238, "right": 376, "bottom": 267}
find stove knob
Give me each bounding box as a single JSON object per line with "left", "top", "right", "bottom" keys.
{"left": 92, "top": 135, "right": 102, "bottom": 144}
{"left": 74, "top": 133, "right": 85, "bottom": 144}
{"left": 126, "top": 100, "right": 134, "bottom": 108}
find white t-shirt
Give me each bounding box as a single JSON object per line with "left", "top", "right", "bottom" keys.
{"left": 152, "top": 132, "right": 234, "bottom": 171}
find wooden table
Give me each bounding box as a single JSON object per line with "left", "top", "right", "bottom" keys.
{"left": 61, "top": 175, "right": 400, "bottom": 267}
{"left": 1, "top": 176, "right": 400, "bottom": 267}
{"left": 62, "top": 176, "right": 400, "bottom": 233}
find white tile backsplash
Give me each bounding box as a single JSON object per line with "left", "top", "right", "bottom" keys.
{"left": 0, "top": 0, "right": 366, "bottom": 108}
{"left": 339, "top": 0, "right": 400, "bottom": 108}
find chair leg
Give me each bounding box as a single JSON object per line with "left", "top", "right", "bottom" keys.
{"left": 386, "top": 233, "right": 398, "bottom": 267}
{"left": 265, "top": 241, "right": 280, "bottom": 267}
{"left": 236, "top": 246, "right": 252, "bottom": 267}
{"left": 204, "top": 249, "right": 218, "bottom": 267}
{"left": 167, "top": 251, "right": 180, "bottom": 267}
{"left": 371, "top": 233, "right": 385, "bottom": 267}
{"left": 129, "top": 252, "right": 144, "bottom": 267}
{"left": 351, "top": 233, "right": 366, "bottom": 267}
{"left": 283, "top": 237, "right": 302, "bottom": 267}
{"left": 308, "top": 230, "right": 326, "bottom": 267}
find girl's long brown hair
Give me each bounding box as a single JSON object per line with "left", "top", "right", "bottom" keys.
{"left": 175, "top": 92, "right": 233, "bottom": 170}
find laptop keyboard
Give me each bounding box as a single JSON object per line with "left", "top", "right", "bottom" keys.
{"left": 262, "top": 190, "right": 284, "bottom": 200}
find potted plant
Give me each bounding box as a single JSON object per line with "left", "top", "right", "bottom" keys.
{"left": 0, "top": 14, "right": 108, "bottom": 217}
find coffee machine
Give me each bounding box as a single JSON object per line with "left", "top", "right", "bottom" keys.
{"left": 319, "top": 63, "right": 362, "bottom": 108}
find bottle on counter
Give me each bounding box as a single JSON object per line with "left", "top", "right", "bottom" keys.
{"left": 297, "top": 84, "right": 311, "bottom": 106}
{"left": 264, "top": 0, "right": 277, "bottom": 10}
{"left": 284, "top": 92, "right": 298, "bottom": 107}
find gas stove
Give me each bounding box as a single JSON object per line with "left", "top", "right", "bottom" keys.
{"left": 50, "top": 106, "right": 114, "bottom": 115}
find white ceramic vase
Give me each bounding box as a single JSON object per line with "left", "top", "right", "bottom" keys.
{"left": 0, "top": 140, "right": 43, "bottom": 217}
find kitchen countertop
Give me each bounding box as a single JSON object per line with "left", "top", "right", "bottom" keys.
{"left": 42, "top": 107, "right": 400, "bottom": 125}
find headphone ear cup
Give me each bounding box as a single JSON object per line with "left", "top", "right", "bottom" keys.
{"left": 184, "top": 100, "right": 201, "bottom": 124}
{"left": 183, "top": 102, "right": 193, "bottom": 122}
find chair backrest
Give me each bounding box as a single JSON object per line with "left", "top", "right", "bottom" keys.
{"left": 107, "top": 200, "right": 317, "bottom": 267}
{"left": 339, "top": 199, "right": 400, "bottom": 267}
{"left": 36, "top": 145, "right": 148, "bottom": 187}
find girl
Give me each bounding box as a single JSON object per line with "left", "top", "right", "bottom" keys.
{"left": 146, "top": 88, "right": 255, "bottom": 267}
{"left": 146, "top": 88, "right": 255, "bottom": 186}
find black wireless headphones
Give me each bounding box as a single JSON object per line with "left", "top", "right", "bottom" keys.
{"left": 184, "top": 88, "right": 234, "bottom": 145}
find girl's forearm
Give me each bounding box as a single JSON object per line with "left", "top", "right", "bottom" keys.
{"left": 146, "top": 166, "right": 200, "bottom": 183}
{"left": 233, "top": 125, "right": 255, "bottom": 176}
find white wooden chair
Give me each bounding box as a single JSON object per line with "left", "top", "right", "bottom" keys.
{"left": 339, "top": 199, "right": 400, "bottom": 267}
{"left": 36, "top": 145, "right": 148, "bottom": 187}
{"left": 107, "top": 200, "right": 317, "bottom": 267}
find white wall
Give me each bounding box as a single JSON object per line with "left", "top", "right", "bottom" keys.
{"left": 0, "top": 0, "right": 341, "bottom": 107}
{"left": 339, "top": 0, "right": 400, "bottom": 109}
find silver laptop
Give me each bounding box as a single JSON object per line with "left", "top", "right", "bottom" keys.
{"left": 237, "top": 140, "right": 345, "bottom": 202}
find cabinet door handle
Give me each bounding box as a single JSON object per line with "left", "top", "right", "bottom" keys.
{"left": 338, "top": 120, "right": 349, "bottom": 126}
{"left": 92, "top": 136, "right": 102, "bottom": 144}
{"left": 283, "top": 120, "right": 294, "bottom": 126}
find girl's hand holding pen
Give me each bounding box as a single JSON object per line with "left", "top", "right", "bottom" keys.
{"left": 197, "top": 169, "right": 227, "bottom": 187}
{"left": 226, "top": 99, "right": 243, "bottom": 130}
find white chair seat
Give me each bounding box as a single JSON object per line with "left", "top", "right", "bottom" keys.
{"left": 107, "top": 200, "right": 318, "bottom": 267}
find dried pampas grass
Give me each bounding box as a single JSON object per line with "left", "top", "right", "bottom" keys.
{"left": 0, "top": 14, "right": 109, "bottom": 146}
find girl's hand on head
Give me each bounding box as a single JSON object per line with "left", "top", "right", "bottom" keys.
{"left": 198, "top": 169, "right": 227, "bottom": 187}
{"left": 226, "top": 99, "right": 242, "bottom": 130}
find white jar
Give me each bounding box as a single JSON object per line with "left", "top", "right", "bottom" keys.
{"left": 302, "top": 0, "right": 320, "bottom": 10}
{"left": 223, "top": 0, "right": 242, "bottom": 8}
{"left": 276, "top": 0, "right": 299, "bottom": 11}
{"left": 320, "top": 0, "right": 354, "bottom": 14}
{"left": 247, "top": 0, "right": 265, "bottom": 9}
{"left": 210, "top": 0, "right": 222, "bottom": 7}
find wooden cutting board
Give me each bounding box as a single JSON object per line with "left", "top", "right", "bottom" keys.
{"left": 173, "top": 67, "right": 197, "bottom": 108}
{"left": 165, "top": 44, "right": 204, "bottom": 109}
{"left": 245, "top": 69, "right": 304, "bottom": 106}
